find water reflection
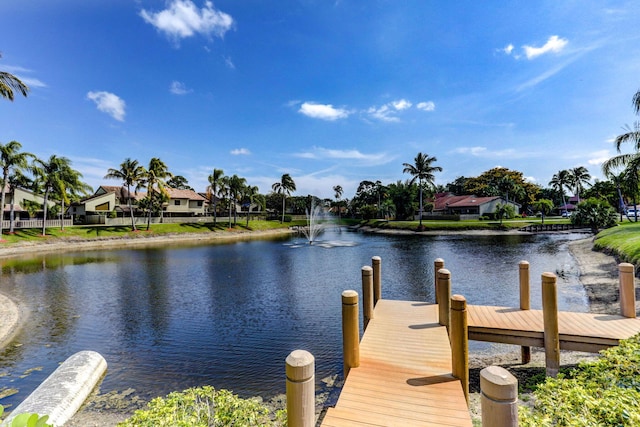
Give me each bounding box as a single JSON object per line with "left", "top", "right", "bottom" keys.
{"left": 0, "top": 230, "right": 589, "bottom": 408}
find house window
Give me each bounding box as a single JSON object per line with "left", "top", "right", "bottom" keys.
{"left": 197, "top": 201, "right": 203, "bottom": 207}
{"left": 174, "top": 200, "right": 180, "bottom": 206}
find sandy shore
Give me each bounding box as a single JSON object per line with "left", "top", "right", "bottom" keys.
{"left": 0, "top": 231, "right": 631, "bottom": 425}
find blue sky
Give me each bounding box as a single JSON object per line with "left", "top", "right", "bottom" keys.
{"left": 2, "top": 1, "right": 640, "bottom": 200}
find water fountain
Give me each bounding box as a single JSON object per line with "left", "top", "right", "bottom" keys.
{"left": 289, "top": 201, "right": 356, "bottom": 248}
{"left": 300, "top": 201, "right": 325, "bottom": 244}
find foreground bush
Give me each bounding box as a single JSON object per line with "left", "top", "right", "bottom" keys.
{"left": 520, "top": 334, "right": 640, "bottom": 426}
{"left": 117, "top": 386, "right": 286, "bottom": 427}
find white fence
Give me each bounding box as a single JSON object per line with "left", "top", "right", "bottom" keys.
{"left": 1, "top": 219, "right": 74, "bottom": 229}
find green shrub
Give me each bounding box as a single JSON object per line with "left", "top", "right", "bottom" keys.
{"left": 117, "top": 386, "right": 286, "bottom": 427}
{"left": 0, "top": 405, "right": 52, "bottom": 427}
{"left": 520, "top": 334, "right": 640, "bottom": 426}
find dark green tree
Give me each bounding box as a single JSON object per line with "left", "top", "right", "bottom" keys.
{"left": 402, "top": 152, "right": 442, "bottom": 227}
{"left": 271, "top": 173, "right": 296, "bottom": 223}
{"left": 104, "top": 158, "right": 146, "bottom": 231}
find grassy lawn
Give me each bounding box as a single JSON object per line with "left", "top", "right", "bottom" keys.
{"left": 0, "top": 216, "right": 582, "bottom": 246}
{"left": 0, "top": 220, "right": 294, "bottom": 245}
{"left": 358, "top": 216, "right": 573, "bottom": 231}
{"left": 593, "top": 221, "right": 640, "bottom": 264}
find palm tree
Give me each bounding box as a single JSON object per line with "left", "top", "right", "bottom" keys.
{"left": 104, "top": 158, "right": 146, "bottom": 231}
{"left": 220, "top": 175, "right": 233, "bottom": 228}
{"left": 272, "top": 173, "right": 296, "bottom": 223}
{"left": 229, "top": 175, "right": 247, "bottom": 226}
{"left": 549, "top": 170, "right": 570, "bottom": 214}
{"left": 333, "top": 185, "right": 343, "bottom": 219}
{"left": 568, "top": 166, "right": 591, "bottom": 203}
{"left": 33, "top": 155, "right": 88, "bottom": 235}
{"left": 243, "top": 185, "right": 259, "bottom": 227}
{"left": 402, "top": 152, "right": 442, "bottom": 227}
{"left": 603, "top": 89, "right": 640, "bottom": 177}
{"left": 143, "top": 158, "right": 172, "bottom": 231}
{"left": 0, "top": 141, "right": 33, "bottom": 238}
{"left": 0, "top": 54, "right": 29, "bottom": 101}
{"left": 207, "top": 168, "right": 224, "bottom": 226}
{"left": 55, "top": 163, "right": 92, "bottom": 230}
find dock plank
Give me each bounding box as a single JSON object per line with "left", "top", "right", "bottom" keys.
{"left": 321, "top": 300, "right": 472, "bottom": 427}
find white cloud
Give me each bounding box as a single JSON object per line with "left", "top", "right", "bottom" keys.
{"left": 523, "top": 35, "right": 568, "bottom": 59}
{"left": 417, "top": 101, "right": 435, "bottom": 112}
{"left": 294, "top": 147, "right": 392, "bottom": 166}
{"left": 86, "top": 91, "right": 126, "bottom": 121}
{"left": 140, "top": 0, "right": 233, "bottom": 43}
{"left": 223, "top": 55, "right": 235, "bottom": 69}
{"left": 392, "top": 99, "right": 412, "bottom": 110}
{"left": 231, "top": 148, "right": 251, "bottom": 155}
{"left": 502, "top": 44, "right": 514, "bottom": 55}
{"left": 299, "top": 102, "right": 350, "bottom": 121}
{"left": 454, "top": 146, "right": 533, "bottom": 159}
{"left": 367, "top": 104, "right": 398, "bottom": 122}
{"left": 170, "top": 81, "right": 191, "bottom": 95}
{"left": 587, "top": 150, "right": 611, "bottom": 166}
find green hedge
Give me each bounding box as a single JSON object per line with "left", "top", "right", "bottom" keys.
{"left": 117, "top": 386, "right": 285, "bottom": 427}
{"left": 520, "top": 334, "right": 640, "bottom": 426}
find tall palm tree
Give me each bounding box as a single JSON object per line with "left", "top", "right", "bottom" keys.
{"left": 402, "top": 152, "right": 442, "bottom": 227}
{"left": 0, "top": 54, "right": 29, "bottom": 101}
{"left": 206, "top": 168, "right": 224, "bottom": 225}
{"left": 229, "top": 175, "right": 247, "bottom": 226}
{"left": 220, "top": 175, "right": 233, "bottom": 228}
{"left": 143, "top": 158, "right": 172, "bottom": 231}
{"left": 549, "top": 170, "right": 570, "bottom": 214}
{"left": 243, "top": 185, "right": 259, "bottom": 227}
{"left": 104, "top": 158, "right": 146, "bottom": 231}
{"left": 0, "top": 141, "right": 33, "bottom": 237}
{"left": 272, "top": 173, "right": 296, "bottom": 223}
{"left": 333, "top": 185, "right": 343, "bottom": 219}
{"left": 33, "top": 155, "right": 88, "bottom": 235}
{"left": 603, "top": 89, "right": 640, "bottom": 176}
{"left": 568, "top": 166, "right": 591, "bottom": 203}
{"left": 55, "top": 163, "right": 92, "bottom": 230}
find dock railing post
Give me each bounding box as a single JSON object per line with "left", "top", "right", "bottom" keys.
{"left": 619, "top": 263, "right": 636, "bottom": 318}
{"left": 342, "top": 290, "right": 360, "bottom": 378}
{"left": 451, "top": 294, "right": 469, "bottom": 403}
{"left": 437, "top": 268, "right": 451, "bottom": 331}
{"left": 286, "top": 350, "right": 315, "bottom": 427}
{"left": 362, "top": 266, "right": 374, "bottom": 329}
{"left": 480, "top": 366, "right": 518, "bottom": 427}
{"left": 372, "top": 256, "right": 382, "bottom": 306}
{"left": 434, "top": 258, "right": 444, "bottom": 303}
{"left": 519, "top": 260, "right": 531, "bottom": 363}
{"left": 542, "top": 272, "right": 560, "bottom": 377}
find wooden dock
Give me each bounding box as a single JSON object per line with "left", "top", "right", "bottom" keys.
{"left": 320, "top": 299, "right": 472, "bottom": 427}
{"left": 467, "top": 305, "right": 640, "bottom": 352}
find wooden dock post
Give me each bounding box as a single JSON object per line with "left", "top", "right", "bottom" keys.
{"left": 372, "top": 256, "right": 381, "bottom": 305}
{"left": 519, "top": 260, "right": 531, "bottom": 363}
{"left": 362, "top": 266, "right": 374, "bottom": 329}
{"left": 434, "top": 258, "right": 444, "bottom": 303}
{"left": 451, "top": 294, "right": 469, "bottom": 403}
{"left": 619, "top": 263, "right": 636, "bottom": 318}
{"left": 286, "top": 350, "right": 315, "bottom": 427}
{"left": 342, "top": 290, "right": 360, "bottom": 377}
{"left": 480, "top": 365, "right": 518, "bottom": 427}
{"left": 437, "top": 268, "right": 451, "bottom": 331}
{"left": 542, "top": 272, "right": 560, "bottom": 377}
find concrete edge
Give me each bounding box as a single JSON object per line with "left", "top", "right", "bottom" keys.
{"left": 2, "top": 351, "right": 107, "bottom": 427}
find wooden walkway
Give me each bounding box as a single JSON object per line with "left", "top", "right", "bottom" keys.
{"left": 321, "top": 300, "right": 472, "bottom": 427}
{"left": 467, "top": 305, "right": 640, "bottom": 352}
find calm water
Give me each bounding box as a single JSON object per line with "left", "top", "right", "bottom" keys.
{"left": 0, "top": 229, "right": 588, "bottom": 407}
